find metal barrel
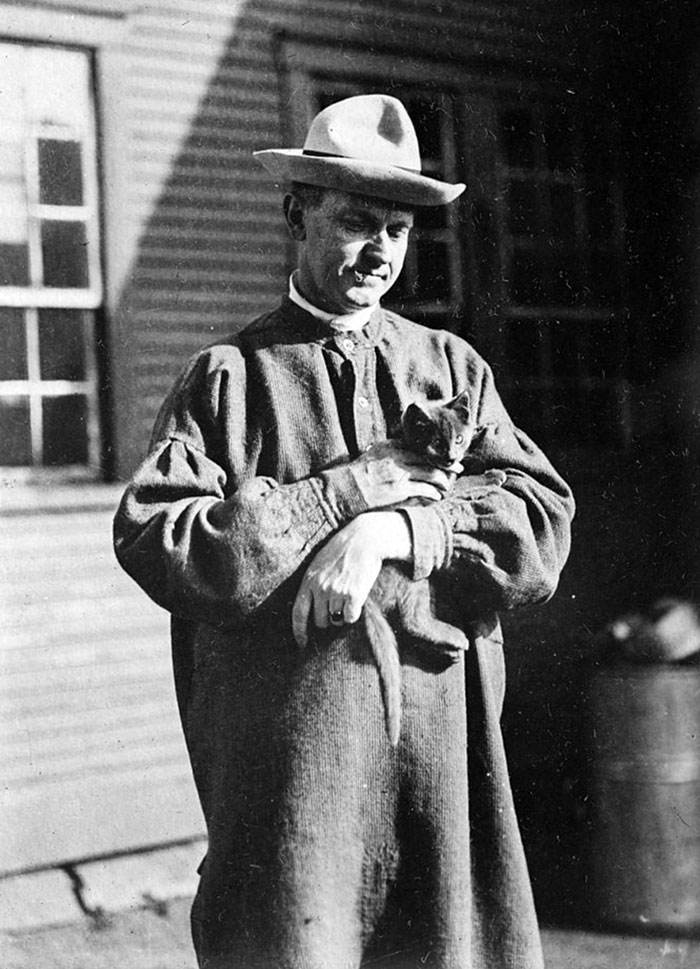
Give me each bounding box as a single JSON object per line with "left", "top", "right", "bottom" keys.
{"left": 587, "top": 665, "right": 700, "bottom": 932}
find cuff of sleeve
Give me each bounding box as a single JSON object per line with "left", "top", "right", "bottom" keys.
{"left": 317, "top": 465, "right": 371, "bottom": 524}
{"left": 401, "top": 504, "right": 453, "bottom": 580}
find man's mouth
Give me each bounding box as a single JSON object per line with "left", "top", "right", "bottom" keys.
{"left": 352, "top": 269, "right": 385, "bottom": 284}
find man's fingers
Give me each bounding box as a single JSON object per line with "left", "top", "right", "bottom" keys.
{"left": 457, "top": 470, "right": 507, "bottom": 492}
{"left": 409, "top": 466, "right": 451, "bottom": 488}
{"left": 314, "top": 593, "right": 329, "bottom": 630}
{"left": 484, "top": 469, "right": 507, "bottom": 485}
{"left": 292, "top": 585, "right": 312, "bottom": 648}
{"left": 344, "top": 597, "right": 363, "bottom": 624}
{"left": 407, "top": 482, "right": 443, "bottom": 502}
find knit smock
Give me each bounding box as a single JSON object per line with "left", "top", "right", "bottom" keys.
{"left": 114, "top": 299, "right": 574, "bottom": 969}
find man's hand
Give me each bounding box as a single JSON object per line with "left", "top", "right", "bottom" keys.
{"left": 292, "top": 511, "right": 411, "bottom": 648}
{"left": 347, "top": 441, "right": 454, "bottom": 508}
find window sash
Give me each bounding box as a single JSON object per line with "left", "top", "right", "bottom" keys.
{"left": 0, "top": 49, "right": 102, "bottom": 306}
{"left": 0, "top": 42, "right": 103, "bottom": 474}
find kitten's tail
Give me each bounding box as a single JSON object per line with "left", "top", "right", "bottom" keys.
{"left": 363, "top": 597, "right": 402, "bottom": 746}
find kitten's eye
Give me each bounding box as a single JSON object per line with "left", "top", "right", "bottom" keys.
{"left": 455, "top": 434, "right": 464, "bottom": 445}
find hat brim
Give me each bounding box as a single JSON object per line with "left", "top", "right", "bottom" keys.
{"left": 254, "top": 149, "right": 465, "bottom": 207}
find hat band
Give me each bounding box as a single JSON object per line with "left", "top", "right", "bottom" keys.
{"left": 301, "top": 148, "right": 422, "bottom": 176}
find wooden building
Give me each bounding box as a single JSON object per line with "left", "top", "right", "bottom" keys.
{"left": 1, "top": 0, "right": 698, "bottom": 925}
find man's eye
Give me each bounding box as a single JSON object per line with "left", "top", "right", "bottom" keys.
{"left": 388, "top": 226, "right": 409, "bottom": 240}
{"left": 342, "top": 220, "right": 367, "bottom": 233}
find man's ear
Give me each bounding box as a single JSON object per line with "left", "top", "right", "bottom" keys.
{"left": 283, "top": 193, "right": 307, "bottom": 241}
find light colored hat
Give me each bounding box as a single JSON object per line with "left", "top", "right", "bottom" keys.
{"left": 254, "top": 94, "right": 465, "bottom": 207}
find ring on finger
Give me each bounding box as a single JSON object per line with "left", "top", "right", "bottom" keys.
{"left": 329, "top": 604, "right": 345, "bottom": 626}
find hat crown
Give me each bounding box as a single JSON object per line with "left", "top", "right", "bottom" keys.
{"left": 304, "top": 95, "right": 421, "bottom": 172}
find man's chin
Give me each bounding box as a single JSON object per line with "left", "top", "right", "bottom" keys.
{"left": 341, "top": 284, "right": 388, "bottom": 311}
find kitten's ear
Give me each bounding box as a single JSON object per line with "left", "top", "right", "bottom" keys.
{"left": 449, "top": 391, "right": 472, "bottom": 422}
{"left": 404, "top": 402, "right": 430, "bottom": 427}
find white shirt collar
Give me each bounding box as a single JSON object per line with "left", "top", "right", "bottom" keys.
{"left": 288, "top": 273, "right": 376, "bottom": 332}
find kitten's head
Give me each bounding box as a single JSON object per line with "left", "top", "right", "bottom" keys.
{"left": 401, "top": 391, "right": 473, "bottom": 470}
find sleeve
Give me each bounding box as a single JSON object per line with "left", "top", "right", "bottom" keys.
{"left": 112, "top": 349, "right": 369, "bottom": 629}
{"left": 400, "top": 358, "right": 575, "bottom": 612}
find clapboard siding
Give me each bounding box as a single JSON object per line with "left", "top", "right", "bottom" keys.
{"left": 0, "top": 503, "right": 204, "bottom": 874}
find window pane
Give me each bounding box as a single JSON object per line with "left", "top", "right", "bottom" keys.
{"left": 39, "top": 139, "right": 84, "bottom": 206}
{"left": 587, "top": 182, "right": 615, "bottom": 240}
{"left": 416, "top": 202, "right": 447, "bottom": 231}
{"left": 0, "top": 396, "right": 32, "bottom": 465}
{"left": 0, "top": 140, "right": 28, "bottom": 243}
{"left": 507, "top": 319, "right": 542, "bottom": 377}
{"left": 550, "top": 184, "right": 577, "bottom": 242}
{"left": 42, "top": 395, "right": 89, "bottom": 465}
{"left": 26, "top": 47, "right": 91, "bottom": 128}
{"left": 587, "top": 319, "right": 623, "bottom": 377}
{"left": 549, "top": 320, "right": 582, "bottom": 377}
{"left": 510, "top": 249, "right": 546, "bottom": 305}
{"left": 583, "top": 121, "right": 615, "bottom": 176}
{"left": 547, "top": 386, "right": 586, "bottom": 443}
{"left": 0, "top": 307, "right": 27, "bottom": 379}
{"left": 39, "top": 308, "right": 87, "bottom": 380}
{"left": 0, "top": 242, "right": 29, "bottom": 285}
{"left": 550, "top": 258, "right": 582, "bottom": 305}
{"left": 508, "top": 181, "right": 539, "bottom": 236}
{"left": 41, "top": 221, "right": 89, "bottom": 288}
{"left": 414, "top": 239, "right": 451, "bottom": 300}
{"left": 544, "top": 110, "right": 574, "bottom": 171}
{"left": 500, "top": 108, "right": 534, "bottom": 168}
{"left": 0, "top": 44, "right": 25, "bottom": 124}
{"left": 0, "top": 141, "right": 29, "bottom": 283}
{"left": 589, "top": 247, "right": 619, "bottom": 306}
{"left": 406, "top": 96, "right": 443, "bottom": 162}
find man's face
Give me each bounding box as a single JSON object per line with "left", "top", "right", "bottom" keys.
{"left": 294, "top": 190, "right": 414, "bottom": 316}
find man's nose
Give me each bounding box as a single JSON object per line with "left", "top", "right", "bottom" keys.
{"left": 364, "top": 230, "right": 392, "bottom": 263}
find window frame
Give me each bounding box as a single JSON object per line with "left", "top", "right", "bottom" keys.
{"left": 0, "top": 40, "right": 104, "bottom": 479}
{"left": 0, "top": 4, "right": 133, "bottom": 489}
{"left": 458, "top": 88, "right": 629, "bottom": 449}
{"left": 0, "top": 117, "right": 104, "bottom": 310}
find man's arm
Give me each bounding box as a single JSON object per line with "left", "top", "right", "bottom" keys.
{"left": 291, "top": 361, "right": 574, "bottom": 641}
{"left": 113, "top": 351, "right": 447, "bottom": 630}
{"left": 291, "top": 509, "right": 411, "bottom": 646}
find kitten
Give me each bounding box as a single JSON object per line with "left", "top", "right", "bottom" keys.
{"left": 364, "top": 391, "right": 501, "bottom": 745}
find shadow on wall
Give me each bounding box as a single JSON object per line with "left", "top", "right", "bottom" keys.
{"left": 111, "top": 0, "right": 288, "bottom": 478}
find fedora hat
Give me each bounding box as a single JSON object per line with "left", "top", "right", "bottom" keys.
{"left": 254, "top": 94, "right": 465, "bottom": 207}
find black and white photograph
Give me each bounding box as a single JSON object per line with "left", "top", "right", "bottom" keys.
{"left": 1, "top": 2, "right": 700, "bottom": 967}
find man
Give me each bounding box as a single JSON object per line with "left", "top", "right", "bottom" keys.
{"left": 114, "top": 94, "right": 574, "bottom": 969}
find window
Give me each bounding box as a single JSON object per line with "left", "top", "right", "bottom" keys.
{"left": 0, "top": 42, "right": 102, "bottom": 474}
{"left": 464, "top": 94, "right": 627, "bottom": 448}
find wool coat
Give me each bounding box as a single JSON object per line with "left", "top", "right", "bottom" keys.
{"left": 113, "top": 298, "right": 574, "bottom": 969}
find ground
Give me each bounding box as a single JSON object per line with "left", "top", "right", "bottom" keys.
{"left": 2, "top": 893, "right": 700, "bottom": 969}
